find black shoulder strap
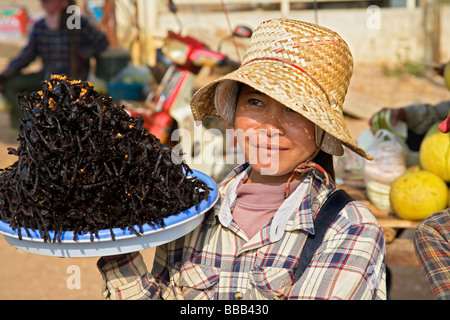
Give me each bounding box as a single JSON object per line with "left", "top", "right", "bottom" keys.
{"left": 295, "top": 189, "right": 354, "bottom": 279}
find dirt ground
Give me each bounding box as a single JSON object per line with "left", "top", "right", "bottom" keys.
{"left": 0, "top": 62, "right": 448, "bottom": 300}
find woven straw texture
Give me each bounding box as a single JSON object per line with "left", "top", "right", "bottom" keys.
{"left": 191, "top": 18, "right": 371, "bottom": 160}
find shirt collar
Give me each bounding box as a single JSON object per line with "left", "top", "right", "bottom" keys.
{"left": 213, "top": 163, "right": 336, "bottom": 239}
{"left": 287, "top": 170, "right": 337, "bottom": 234}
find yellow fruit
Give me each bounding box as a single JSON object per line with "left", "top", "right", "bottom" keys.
{"left": 419, "top": 122, "right": 450, "bottom": 182}
{"left": 390, "top": 170, "right": 448, "bottom": 220}
{"left": 405, "top": 165, "right": 420, "bottom": 173}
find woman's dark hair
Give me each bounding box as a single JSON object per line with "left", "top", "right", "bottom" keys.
{"left": 312, "top": 149, "right": 335, "bottom": 181}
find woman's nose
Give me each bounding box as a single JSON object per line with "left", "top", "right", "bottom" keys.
{"left": 258, "top": 105, "right": 285, "bottom": 136}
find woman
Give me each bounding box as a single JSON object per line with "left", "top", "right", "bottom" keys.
{"left": 97, "top": 18, "right": 386, "bottom": 300}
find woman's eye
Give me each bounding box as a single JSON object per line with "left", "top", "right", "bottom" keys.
{"left": 248, "top": 98, "right": 263, "bottom": 106}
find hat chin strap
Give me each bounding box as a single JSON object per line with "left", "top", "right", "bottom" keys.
{"left": 284, "top": 127, "right": 330, "bottom": 198}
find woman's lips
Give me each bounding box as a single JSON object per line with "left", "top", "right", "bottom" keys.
{"left": 250, "top": 143, "right": 288, "bottom": 152}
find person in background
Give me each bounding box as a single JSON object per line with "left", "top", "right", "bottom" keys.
{"left": 368, "top": 62, "right": 449, "bottom": 151}
{"left": 414, "top": 114, "right": 450, "bottom": 300}
{"left": 369, "top": 101, "right": 449, "bottom": 151}
{"left": 0, "top": 0, "right": 108, "bottom": 128}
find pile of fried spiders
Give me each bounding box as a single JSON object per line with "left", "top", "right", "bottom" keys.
{"left": 0, "top": 75, "right": 210, "bottom": 243}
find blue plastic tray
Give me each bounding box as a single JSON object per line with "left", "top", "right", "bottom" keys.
{"left": 0, "top": 169, "right": 218, "bottom": 257}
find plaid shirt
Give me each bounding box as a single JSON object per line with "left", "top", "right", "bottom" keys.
{"left": 414, "top": 209, "right": 450, "bottom": 300}
{"left": 98, "top": 163, "right": 386, "bottom": 300}
{"left": 2, "top": 16, "right": 108, "bottom": 80}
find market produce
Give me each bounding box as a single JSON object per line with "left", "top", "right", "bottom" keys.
{"left": 366, "top": 180, "right": 391, "bottom": 211}
{"left": 419, "top": 122, "right": 450, "bottom": 182}
{"left": 363, "top": 129, "right": 407, "bottom": 210}
{"left": 0, "top": 75, "right": 210, "bottom": 243}
{"left": 390, "top": 170, "right": 448, "bottom": 220}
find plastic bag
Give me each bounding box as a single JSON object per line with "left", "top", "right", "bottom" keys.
{"left": 363, "top": 129, "right": 407, "bottom": 210}
{"left": 334, "top": 146, "right": 365, "bottom": 188}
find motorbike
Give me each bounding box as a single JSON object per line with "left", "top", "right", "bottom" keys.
{"left": 124, "top": 1, "right": 251, "bottom": 182}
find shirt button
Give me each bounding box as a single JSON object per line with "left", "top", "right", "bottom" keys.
{"left": 234, "top": 292, "right": 243, "bottom": 300}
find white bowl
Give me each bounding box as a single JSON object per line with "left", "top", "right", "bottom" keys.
{"left": 0, "top": 169, "right": 219, "bottom": 257}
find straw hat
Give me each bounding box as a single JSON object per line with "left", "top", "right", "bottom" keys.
{"left": 191, "top": 18, "right": 372, "bottom": 160}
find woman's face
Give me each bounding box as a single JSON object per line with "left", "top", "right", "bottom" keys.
{"left": 234, "top": 84, "right": 317, "bottom": 183}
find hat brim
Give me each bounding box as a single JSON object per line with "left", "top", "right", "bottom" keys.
{"left": 191, "top": 59, "right": 372, "bottom": 160}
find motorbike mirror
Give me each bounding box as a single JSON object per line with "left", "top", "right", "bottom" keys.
{"left": 168, "top": 0, "right": 183, "bottom": 33}
{"left": 233, "top": 26, "right": 252, "bottom": 38}
{"left": 168, "top": 0, "right": 177, "bottom": 14}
